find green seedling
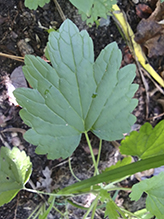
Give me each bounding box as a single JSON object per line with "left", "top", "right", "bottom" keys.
{"left": 0, "top": 19, "right": 164, "bottom": 218}
{"left": 25, "top": 0, "right": 116, "bottom": 24}
{"left": 24, "top": 0, "right": 50, "bottom": 10}
{"left": 14, "top": 19, "right": 138, "bottom": 160}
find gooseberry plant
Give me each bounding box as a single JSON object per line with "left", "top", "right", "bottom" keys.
{"left": 24, "top": 0, "right": 164, "bottom": 26}
{"left": 25, "top": 0, "right": 116, "bottom": 24}
{"left": 1, "top": 19, "right": 164, "bottom": 218}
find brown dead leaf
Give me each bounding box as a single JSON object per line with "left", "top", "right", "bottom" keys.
{"left": 134, "top": 0, "right": 164, "bottom": 57}
{"left": 145, "top": 33, "right": 164, "bottom": 57}
{"left": 136, "top": 4, "right": 152, "bottom": 19}
{"left": 10, "top": 66, "right": 27, "bottom": 88}
{"left": 5, "top": 66, "right": 28, "bottom": 105}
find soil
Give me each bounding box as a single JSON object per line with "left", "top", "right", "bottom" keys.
{"left": 0, "top": 0, "right": 163, "bottom": 218}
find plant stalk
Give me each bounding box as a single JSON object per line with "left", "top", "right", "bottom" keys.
{"left": 84, "top": 132, "right": 99, "bottom": 175}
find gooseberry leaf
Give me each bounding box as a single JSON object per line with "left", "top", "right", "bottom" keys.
{"left": 24, "top": 0, "right": 50, "bottom": 10}
{"left": 0, "top": 147, "right": 32, "bottom": 206}
{"left": 70, "top": 0, "right": 117, "bottom": 25}
{"left": 98, "top": 190, "right": 126, "bottom": 218}
{"left": 69, "top": 0, "right": 94, "bottom": 15}
{"left": 104, "top": 194, "right": 126, "bottom": 219}
{"left": 130, "top": 172, "right": 164, "bottom": 218}
{"left": 120, "top": 120, "right": 164, "bottom": 159}
{"left": 14, "top": 19, "right": 138, "bottom": 160}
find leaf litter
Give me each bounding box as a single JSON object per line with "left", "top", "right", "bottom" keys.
{"left": 134, "top": 0, "right": 164, "bottom": 57}
{"left": 4, "top": 66, "right": 28, "bottom": 106}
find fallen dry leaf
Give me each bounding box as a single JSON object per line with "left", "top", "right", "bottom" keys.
{"left": 36, "top": 167, "right": 52, "bottom": 193}
{"left": 136, "top": 4, "right": 152, "bottom": 19}
{"left": 5, "top": 66, "right": 28, "bottom": 105}
{"left": 135, "top": 0, "right": 164, "bottom": 57}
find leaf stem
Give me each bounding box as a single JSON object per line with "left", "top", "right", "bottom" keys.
{"left": 91, "top": 196, "right": 99, "bottom": 219}
{"left": 68, "top": 157, "right": 81, "bottom": 181}
{"left": 52, "top": 204, "right": 67, "bottom": 217}
{"left": 95, "top": 139, "right": 102, "bottom": 175}
{"left": 24, "top": 187, "right": 73, "bottom": 197}
{"left": 84, "top": 132, "right": 99, "bottom": 175}
{"left": 83, "top": 195, "right": 100, "bottom": 219}
{"left": 67, "top": 199, "right": 89, "bottom": 210}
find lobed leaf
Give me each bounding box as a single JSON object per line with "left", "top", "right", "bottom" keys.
{"left": 130, "top": 172, "right": 164, "bottom": 218}
{"left": 70, "top": 0, "right": 117, "bottom": 25}
{"left": 14, "top": 19, "right": 138, "bottom": 160}
{"left": 105, "top": 199, "right": 126, "bottom": 219}
{"left": 69, "top": 0, "right": 94, "bottom": 15}
{"left": 0, "top": 147, "right": 32, "bottom": 206}
{"left": 24, "top": 0, "right": 50, "bottom": 10}
{"left": 99, "top": 189, "right": 126, "bottom": 218}
{"left": 120, "top": 120, "right": 164, "bottom": 159}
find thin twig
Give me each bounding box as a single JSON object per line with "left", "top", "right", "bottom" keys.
{"left": 0, "top": 134, "right": 11, "bottom": 149}
{"left": 136, "top": 66, "right": 150, "bottom": 119}
{"left": 14, "top": 192, "right": 20, "bottom": 219}
{"left": 1, "top": 127, "right": 26, "bottom": 135}
{"left": 0, "top": 52, "right": 24, "bottom": 62}
{"left": 147, "top": 112, "right": 164, "bottom": 120}
{"left": 28, "top": 179, "right": 46, "bottom": 202}
{"left": 53, "top": 0, "right": 66, "bottom": 22}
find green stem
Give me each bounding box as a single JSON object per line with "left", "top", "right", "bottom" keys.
{"left": 52, "top": 205, "right": 66, "bottom": 217}
{"left": 84, "top": 132, "right": 99, "bottom": 175}
{"left": 120, "top": 207, "right": 143, "bottom": 218}
{"left": 68, "top": 157, "right": 81, "bottom": 181}
{"left": 95, "top": 139, "right": 102, "bottom": 175}
{"left": 27, "top": 203, "right": 43, "bottom": 219}
{"left": 106, "top": 186, "right": 132, "bottom": 192}
{"left": 67, "top": 199, "right": 89, "bottom": 210}
{"left": 24, "top": 187, "right": 73, "bottom": 197}
{"left": 83, "top": 195, "right": 100, "bottom": 219}
{"left": 91, "top": 196, "right": 99, "bottom": 219}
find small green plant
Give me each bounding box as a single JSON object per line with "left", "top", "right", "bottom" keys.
{"left": 14, "top": 19, "right": 138, "bottom": 160}
{"left": 1, "top": 19, "right": 164, "bottom": 218}
{"left": 24, "top": 0, "right": 164, "bottom": 25}
{"left": 24, "top": 0, "right": 50, "bottom": 10}
{"left": 25, "top": 0, "right": 116, "bottom": 24}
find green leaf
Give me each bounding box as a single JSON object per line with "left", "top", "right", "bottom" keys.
{"left": 24, "top": 0, "right": 50, "bottom": 10}
{"left": 69, "top": 0, "right": 94, "bottom": 15}
{"left": 0, "top": 147, "right": 32, "bottom": 206}
{"left": 120, "top": 120, "right": 164, "bottom": 159}
{"left": 130, "top": 172, "right": 164, "bottom": 218}
{"left": 99, "top": 190, "right": 126, "bottom": 218}
{"left": 105, "top": 199, "right": 121, "bottom": 219}
{"left": 70, "top": 0, "right": 117, "bottom": 25}
{"left": 14, "top": 19, "right": 138, "bottom": 160}
{"left": 86, "top": 51, "right": 138, "bottom": 141}
{"left": 104, "top": 156, "right": 132, "bottom": 172}
{"left": 57, "top": 154, "right": 164, "bottom": 195}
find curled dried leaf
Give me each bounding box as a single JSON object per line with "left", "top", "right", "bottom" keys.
{"left": 135, "top": 0, "right": 164, "bottom": 57}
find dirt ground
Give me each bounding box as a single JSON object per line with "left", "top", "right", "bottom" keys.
{"left": 0, "top": 0, "right": 163, "bottom": 218}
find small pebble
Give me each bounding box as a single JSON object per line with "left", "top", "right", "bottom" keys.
{"left": 17, "top": 39, "right": 34, "bottom": 56}
{"left": 11, "top": 136, "right": 21, "bottom": 147}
